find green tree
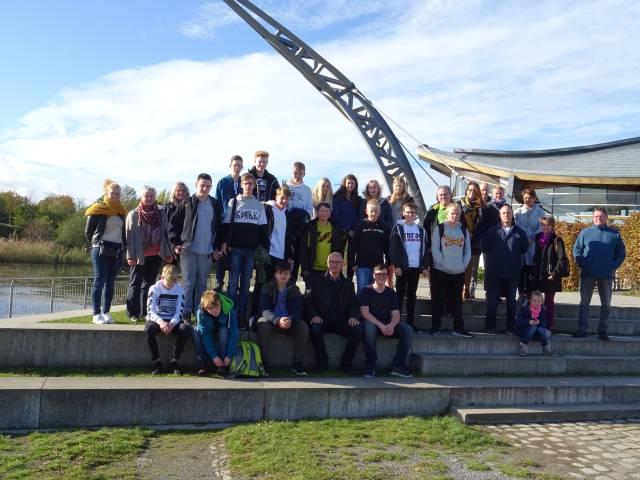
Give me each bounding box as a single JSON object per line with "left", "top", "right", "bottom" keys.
{"left": 0, "top": 191, "right": 32, "bottom": 227}
{"left": 156, "top": 189, "right": 170, "bottom": 206}
{"left": 22, "top": 217, "right": 55, "bottom": 241}
{"left": 56, "top": 212, "right": 88, "bottom": 249}
{"left": 37, "top": 194, "right": 76, "bottom": 228}
{"left": 121, "top": 184, "right": 138, "bottom": 211}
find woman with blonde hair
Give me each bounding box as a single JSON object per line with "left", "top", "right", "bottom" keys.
{"left": 125, "top": 185, "right": 173, "bottom": 322}
{"left": 85, "top": 179, "right": 127, "bottom": 325}
{"left": 362, "top": 179, "right": 393, "bottom": 230}
{"left": 388, "top": 176, "right": 413, "bottom": 225}
{"left": 312, "top": 178, "right": 333, "bottom": 216}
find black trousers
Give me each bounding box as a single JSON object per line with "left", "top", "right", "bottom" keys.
{"left": 143, "top": 320, "right": 190, "bottom": 363}
{"left": 430, "top": 268, "right": 465, "bottom": 332}
{"left": 250, "top": 255, "right": 280, "bottom": 318}
{"left": 126, "top": 255, "right": 163, "bottom": 318}
{"left": 309, "top": 318, "right": 362, "bottom": 366}
{"left": 396, "top": 267, "right": 421, "bottom": 327}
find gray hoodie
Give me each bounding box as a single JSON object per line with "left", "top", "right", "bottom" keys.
{"left": 430, "top": 222, "right": 471, "bottom": 275}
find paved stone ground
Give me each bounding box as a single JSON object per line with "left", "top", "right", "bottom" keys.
{"left": 484, "top": 419, "right": 640, "bottom": 479}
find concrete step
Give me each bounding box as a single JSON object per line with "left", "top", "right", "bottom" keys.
{"left": 3, "top": 375, "right": 640, "bottom": 431}
{"left": 413, "top": 298, "right": 640, "bottom": 320}
{"left": 410, "top": 314, "right": 640, "bottom": 336}
{"left": 411, "top": 332, "right": 640, "bottom": 356}
{"left": 411, "top": 353, "right": 640, "bottom": 376}
{"left": 452, "top": 403, "right": 640, "bottom": 424}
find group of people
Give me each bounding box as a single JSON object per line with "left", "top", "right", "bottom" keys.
{"left": 84, "top": 150, "right": 627, "bottom": 376}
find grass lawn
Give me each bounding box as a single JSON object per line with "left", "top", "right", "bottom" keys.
{"left": 41, "top": 311, "right": 136, "bottom": 325}
{"left": 0, "top": 417, "right": 565, "bottom": 480}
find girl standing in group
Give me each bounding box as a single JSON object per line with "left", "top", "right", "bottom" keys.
{"left": 388, "top": 176, "right": 413, "bottom": 225}
{"left": 332, "top": 174, "right": 363, "bottom": 280}
{"left": 362, "top": 179, "right": 393, "bottom": 230}
{"left": 85, "top": 179, "right": 127, "bottom": 325}
{"left": 311, "top": 178, "right": 333, "bottom": 217}
{"left": 532, "top": 215, "right": 568, "bottom": 331}
{"left": 515, "top": 188, "right": 545, "bottom": 299}
{"left": 164, "top": 182, "right": 189, "bottom": 265}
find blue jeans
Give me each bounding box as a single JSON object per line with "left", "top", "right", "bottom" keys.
{"left": 180, "top": 250, "right": 213, "bottom": 317}
{"left": 227, "top": 248, "right": 255, "bottom": 321}
{"left": 578, "top": 277, "right": 613, "bottom": 334}
{"left": 192, "top": 326, "right": 229, "bottom": 365}
{"left": 519, "top": 324, "right": 549, "bottom": 347}
{"left": 355, "top": 267, "right": 373, "bottom": 295}
{"left": 362, "top": 321, "right": 413, "bottom": 369}
{"left": 91, "top": 246, "right": 123, "bottom": 315}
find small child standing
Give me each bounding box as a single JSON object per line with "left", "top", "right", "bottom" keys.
{"left": 516, "top": 290, "right": 555, "bottom": 356}
{"left": 144, "top": 264, "right": 188, "bottom": 374}
{"left": 193, "top": 290, "right": 240, "bottom": 376}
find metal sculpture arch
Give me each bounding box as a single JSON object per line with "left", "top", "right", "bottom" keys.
{"left": 223, "top": 0, "right": 426, "bottom": 215}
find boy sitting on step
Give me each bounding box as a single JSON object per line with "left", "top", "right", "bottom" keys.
{"left": 144, "top": 264, "right": 189, "bottom": 374}
{"left": 516, "top": 290, "right": 555, "bottom": 356}
{"left": 193, "top": 290, "right": 240, "bottom": 376}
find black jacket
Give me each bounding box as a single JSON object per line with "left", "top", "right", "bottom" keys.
{"left": 168, "top": 194, "right": 222, "bottom": 251}
{"left": 389, "top": 222, "right": 429, "bottom": 270}
{"left": 85, "top": 214, "right": 126, "bottom": 247}
{"left": 304, "top": 272, "right": 360, "bottom": 322}
{"left": 348, "top": 219, "right": 390, "bottom": 268}
{"left": 298, "top": 219, "right": 346, "bottom": 274}
{"left": 249, "top": 167, "right": 280, "bottom": 202}
{"left": 360, "top": 198, "right": 393, "bottom": 231}
{"left": 532, "top": 232, "right": 568, "bottom": 293}
{"left": 481, "top": 224, "right": 529, "bottom": 279}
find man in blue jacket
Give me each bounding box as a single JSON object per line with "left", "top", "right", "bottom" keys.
{"left": 573, "top": 207, "right": 626, "bottom": 340}
{"left": 481, "top": 204, "right": 529, "bottom": 334}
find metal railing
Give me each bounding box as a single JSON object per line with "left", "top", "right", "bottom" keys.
{"left": 0, "top": 274, "right": 220, "bottom": 319}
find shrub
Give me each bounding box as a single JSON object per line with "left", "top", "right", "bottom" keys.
{"left": 57, "top": 212, "right": 88, "bottom": 249}
{"left": 554, "top": 221, "right": 590, "bottom": 291}
{"left": 22, "top": 217, "right": 55, "bottom": 241}
{"left": 619, "top": 212, "right": 640, "bottom": 291}
{"left": 0, "top": 239, "right": 89, "bottom": 265}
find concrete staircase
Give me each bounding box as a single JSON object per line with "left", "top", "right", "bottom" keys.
{"left": 2, "top": 297, "right": 640, "bottom": 429}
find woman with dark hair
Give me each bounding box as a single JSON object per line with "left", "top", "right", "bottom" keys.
{"left": 361, "top": 179, "right": 393, "bottom": 230}
{"left": 532, "top": 215, "right": 568, "bottom": 331}
{"left": 85, "top": 179, "right": 127, "bottom": 325}
{"left": 332, "top": 174, "right": 363, "bottom": 280}
{"left": 515, "top": 188, "right": 545, "bottom": 299}
{"left": 125, "top": 185, "right": 173, "bottom": 322}
{"left": 458, "top": 181, "right": 488, "bottom": 300}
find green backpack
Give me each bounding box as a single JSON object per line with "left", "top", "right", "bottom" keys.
{"left": 230, "top": 339, "right": 267, "bottom": 378}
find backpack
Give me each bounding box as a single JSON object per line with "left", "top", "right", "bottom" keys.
{"left": 229, "top": 339, "right": 267, "bottom": 378}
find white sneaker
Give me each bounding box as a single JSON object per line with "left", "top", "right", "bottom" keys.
{"left": 92, "top": 314, "right": 105, "bottom": 324}
{"left": 102, "top": 312, "right": 114, "bottom": 324}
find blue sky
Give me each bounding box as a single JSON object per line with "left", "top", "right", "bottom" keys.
{"left": 1, "top": 0, "right": 639, "bottom": 203}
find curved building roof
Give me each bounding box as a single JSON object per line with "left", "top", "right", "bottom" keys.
{"left": 418, "top": 136, "right": 640, "bottom": 186}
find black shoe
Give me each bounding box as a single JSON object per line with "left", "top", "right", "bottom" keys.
{"left": 291, "top": 363, "right": 308, "bottom": 376}
{"left": 453, "top": 329, "right": 473, "bottom": 338}
{"left": 312, "top": 362, "right": 328, "bottom": 374}
{"left": 390, "top": 366, "right": 413, "bottom": 378}
{"left": 363, "top": 367, "right": 376, "bottom": 378}
{"left": 151, "top": 360, "right": 163, "bottom": 375}
{"left": 340, "top": 362, "right": 359, "bottom": 376}
{"left": 217, "top": 366, "right": 230, "bottom": 377}
{"left": 429, "top": 329, "right": 440, "bottom": 336}
{"left": 573, "top": 331, "right": 587, "bottom": 338}
{"left": 505, "top": 328, "right": 517, "bottom": 335}
{"left": 197, "top": 367, "right": 210, "bottom": 376}
{"left": 484, "top": 329, "right": 496, "bottom": 335}
{"left": 168, "top": 360, "right": 181, "bottom": 375}
{"left": 598, "top": 333, "right": 610, "bottom": 341}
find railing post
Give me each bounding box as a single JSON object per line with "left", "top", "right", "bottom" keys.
{"left": 49, "top": 279, "right": 55, "bottom": 313}
{"left": 83, "top": 278, "right": 89, "bottom": 309}
{"left": 8, "top": 280, "right": 14, "bottom": 318}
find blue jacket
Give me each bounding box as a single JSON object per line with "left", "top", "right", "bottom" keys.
{"left": 331, "top": 192, "right": 362, "bottom": 233}
{"left": 258, "top": 279, "right": 303, "bottom": 325}
{"left": 573, "top": 225, "right": 626, "bottom": 279}
{"left": 195, "top": 306, "right": 240, "bottom": 360}
{"left": 215, "top": 175, "right": 241, "bottom": 215}
{"left": 481, "top": 224, "right": 529, "bottom": 279}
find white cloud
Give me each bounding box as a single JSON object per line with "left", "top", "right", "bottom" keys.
{"left": 1, "top": 0, "right": 639, "bottom": 205}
